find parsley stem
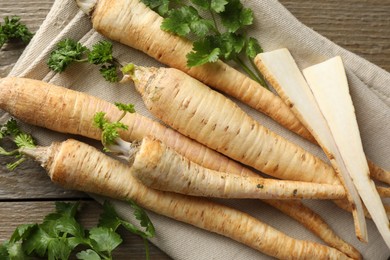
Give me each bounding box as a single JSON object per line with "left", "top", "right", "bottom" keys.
{"left": 76, "top": 58, "right": 88, "bottom": 63}
{"left": 143, "top": 237, "right": 151, "bottom": 260}
{"left": 210, "top": 10, "right": 220, "bottom": 34}
{"left": 117, "top": 111, "right": 127, "bottom": 122}
{"left": 0, "top": 147, "right": 20, "bottom": 156}
{"left": 249, "top": 58, "right": 268, "bottom": 89}
{"left": 234, "top": 57, "right": 268, "bottom": 89}
{"left": 7, "top": 157, "right": 26, "bottom": 171}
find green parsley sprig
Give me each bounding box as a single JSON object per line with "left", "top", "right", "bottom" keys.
{"left": 142, "top": 0, "right": 267, "bottom": 88}
{"left": 93, "top": 103, "right": 136, "bottom": 153}
{"left": 47, "top": 39, "right": 121, "bottom": 83}
{"left": 0, "top": 118, "right": 36, "bottom": 170}
{"left": 0, "top": 16, "right": 34, "bottom": 48}
{"left": 0, "top": 201, "right": 155, "bottom": 260}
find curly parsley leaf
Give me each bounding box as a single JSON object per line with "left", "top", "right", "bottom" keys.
{"left": 99, "top": 64, "right": 119, "bottom": 83}
{"left": 0, "top": 16, "right": 33, "bottom": 48}
{"left": 88, "top": 40, "right": 114, "bottom": 65}
{"left": 1, "top": 118, "right": 21, "bottom": 137}
{"left": 101, "top": 121, "right": 128, "bottom": 149}
{"left": 115, "top": 102, "right": 136, "bottom": 114}
{"left": 47, "top": 38, "right": 88, "bottom": 73}
{"left": 13, "top": 133, "right": 35, "bottom": 149}
{"left": 48, "top": 38, "right": 120, "bottom": 82}
{"left": 0, "top": 118, "right": 37, "bottom": 170}
{"left": 93, "top": 111, "right": 130, "bottom": 151}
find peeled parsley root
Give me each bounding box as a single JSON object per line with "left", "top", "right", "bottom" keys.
{"left": 75, "top": 0, "right": 315, "bottom": 142}
{"left": 0, "top": 78, "right": 361, "bottom": 258}
{"left": 20, "top": 139, "right": 353, "bottom": 260}
{"left": 253, "top": 49, "right": 390, "bottom": 186}
{"left": 253, "top": 49, "right": 390, "bottom": 246}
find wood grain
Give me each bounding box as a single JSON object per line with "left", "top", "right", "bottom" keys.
{"left": 0, "top": 0, "right": 54, "bottom": 76}
{"left": 0, "top": 0, "right": 389, "bottom": 259}
{"left": 281, "top": 0, "right": 390, "bottom": 72}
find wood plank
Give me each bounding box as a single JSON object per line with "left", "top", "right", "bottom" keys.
{"left": 0, "top": 0, "right": 389, "bottom": 76}
{"left": 0, "top": 1, "right": 389, "bottom": 258}
{"left": 0, "top": 200, "right": 171, "bottom": 259}
{"left": 0, "top": 0, "right": 54, "bottom": 76}
{"left": 0, "top": 136, "right": 87, "bottom": 200}
{"left": 280, "top": 0, "right": 390, "bottom": 72}
{"left": 1, "top": 0, "right": 388, "bottom": 199}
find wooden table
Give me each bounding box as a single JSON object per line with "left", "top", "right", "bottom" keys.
{"left": 1, "top": 1, "right": 389, "bottom": 259}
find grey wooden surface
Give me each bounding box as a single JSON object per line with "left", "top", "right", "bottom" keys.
{"left": 0, "top": 0, "right": 389, "bottom": 259}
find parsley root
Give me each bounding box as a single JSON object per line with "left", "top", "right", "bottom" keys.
{"left": 121, "top": 65, "right": 340, "bottom": 184}
{"left": 0, "top": 76, "right": 255, "bottom": 177}
{"left": 20, "top": 138, "right": 353, "bottom": 259}
{"left": 76, "top": 0, "right": 316, "bottom": 142}
{"left": 108, "top": 135, "right": 348, "bottom": 200}
{"left": 0, "top": 77, "right": 361, "bottom": 257}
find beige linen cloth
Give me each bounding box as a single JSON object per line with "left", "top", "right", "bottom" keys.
{"left": 3, "top": 0, "right": 390, "bottom": 259}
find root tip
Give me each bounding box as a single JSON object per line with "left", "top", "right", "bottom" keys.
{"left": 75, "top": 0, "right": 97, "bottom": 15}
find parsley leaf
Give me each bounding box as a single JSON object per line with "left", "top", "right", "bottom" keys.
{"left": 13, "top": 133, "right": 36, "bottom": 149}
{"left": 88, "top": 40, "right": 114, "bottom": 65}
{"left": 186, "top": 37, "right": 221, "bottom": 67}
{"left": 115, "top": 102, "right": 136, "bottom": 114}
{"left": 48, "top": 38, "right": 122, "bottom": 82}
{"left": 1, "top": 118, "right": 21, "bottom": 136}
{"left": 246, "top": 37, "right": 263, "bottom": 59}
{"left": 1, "top": 201, "right": 155, "bottom": 260}
{"left": 219, "top": 0, "right": 253, "bottom": 33}
{"left": 98, "top": 201, "right": 123, "bottom": 231}
{"left": 161, "top": 6, "right": 213, "bottom": 37}
{"left": 5, "top": 240, "right": 25, "bottom": 259}
{"left": 54, "top": 201, "right": 80, "bottom": 217}
{"left": 213, "top": 33, "right": 246, "bottom": 60}
{"left": 129, "top": 200, "right": 155, "bottom": 238}
{"left": 210, "top": 0, "right": 229, "bottom": 13}
{"left": 144, "top": 0, "right": 267, "bottom": 87}
{"left": 89, "top": 227, "right": 122, "bottom": 254}
{"left": 0, "top": 16, "right": 33, "bottom": 48}
{"left": 142, "top": 0, "right": 173, "bottom": 16}
{"left": 76, "top": 249, "right": 102, "bottom": 260}
{"left": 99, "top": 64, "right": 119, "bottom": 83}
{"left": 93, "top": 111, "right": 129, "bottom": 151}
{"left": 47, "top": 38, "right": 88, "bottom": 73}
{"left": 99, "top": 201, "right": 155, "bottom": 239}
{"left": 0, "top": 118, "right": 37, "bottom": 170}
{"left": 93, "top": 103, "right": 136, "bottom": 152}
